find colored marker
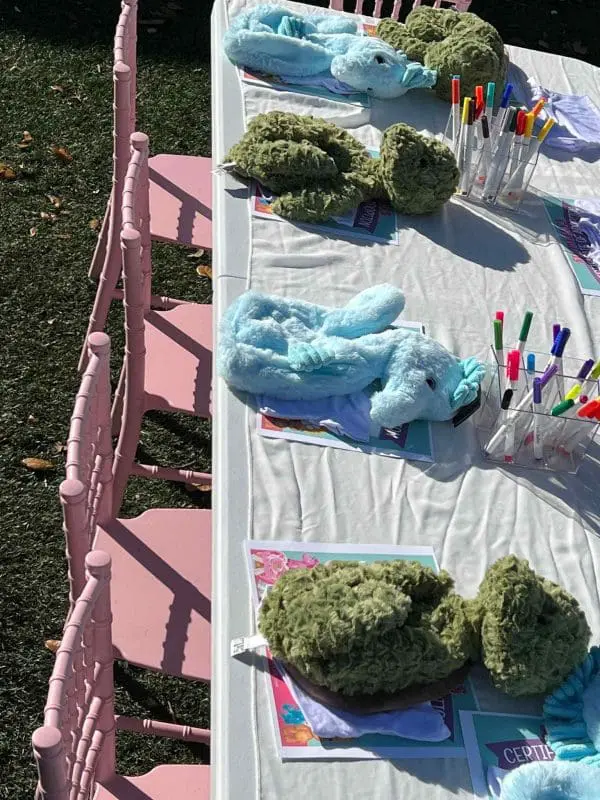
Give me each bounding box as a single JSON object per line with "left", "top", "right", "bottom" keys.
{"left": 494, "top": 318, "right": 504, "bottom": 392}
{"left": 484, "top": 364, "right": 557, "bottom": 456}
{"left": 516, "top": 310, "right": 533, "bottom": 355}
{"left": 531, "top": 97, "right": 546, "bottom": 118}
{"left": 456, "top": 97, "right": 471, "bottom": 183}
{"left": 501, "top": 350, "right": 520, "bottom": 409}
{"left": 508, "top": 109, "right": 527, "bottom": 181}
{"left": 476, "top": 114, "right": 493, "bottom": 186}
{"left": 492, "top": 82, "right": 513, "bottom": 139}
{"left": 551, "top": 398, "right": 575, "bottom": 416}
{"left": 484, "top": 107, "right": 517, "bottom": 201}
{"left": 485, "top": 81, "right": 495, "bottom": 124}
{"left": 503, "top": 117, "right": 556, "bottom": 201}
{"left": 475, "top": 85, "right": 485, "bottom": 118}
{"left": 552, "top": 323, "right": 561, "bottom": 345}
{"left": 504, "top": 420, "right": 516, "bottom": 463}
{"left": 551, "top": 326, "right": 570, "bottom": 397}
{"left": 451, "top": 76, "right": 461, "bottom": 155}
{"left": 533, "top": 378, "right": 543, "bottom": 459}
{"left": 527, "top": 353, "right": 536, "bottom": 374}
{"left": 460, "top": 99, "right": 476, "bottom": 195}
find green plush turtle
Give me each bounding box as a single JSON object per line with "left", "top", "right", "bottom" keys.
{"left": 259, "top": 559, "right": 480, "bottom": 697}
{"left": 377, "top": 8, "right": 506, "bottom": 103}
{"left": 225, "top": 111, "right": 381, "bottom": 223}
{"left": 475, "top": 555, "right": 591, "bottom": 696}
{"left": 380, "top": 123, "right": 459, "bottom": 215}
{"left": 225, "top": 112, "right": 458, "bottom": 222}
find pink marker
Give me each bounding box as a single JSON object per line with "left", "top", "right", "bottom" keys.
{"left": 501, "top": 350, "right": 520, "bottom": 409}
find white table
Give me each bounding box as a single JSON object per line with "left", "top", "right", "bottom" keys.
{"left": 211, "top": 2, "right": 600, "bottom": 797}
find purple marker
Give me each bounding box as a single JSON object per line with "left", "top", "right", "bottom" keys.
{"left": 577, "top": 359, "right": 595, "bottom": 381}
{"left": 533, "top": 377, "right": 543, "bottom": 459}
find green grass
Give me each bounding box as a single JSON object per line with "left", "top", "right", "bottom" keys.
{"left": 0, "top": 0, "right": 597, "bottom": 796}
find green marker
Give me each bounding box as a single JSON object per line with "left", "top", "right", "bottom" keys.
{"left": 517, "top": 311, "right": 533, "bottom": 354}
{"left": 494, "top": 318, "right": 503, "bottom": 359}
{"left": 551, "top": 398, "right": 574, "bottom": 417}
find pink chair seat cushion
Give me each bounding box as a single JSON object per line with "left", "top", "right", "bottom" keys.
{"left": 94, "top": 508, "right": 211, "bottom": 682}
{"left": 148, "top": 154, "right": 212, "bottom": 251}
{"left": 144, "top": 303, "right": 212, "bottom": 418}
{"left": 100, "top": 765, "right": 210, "bottom": 799}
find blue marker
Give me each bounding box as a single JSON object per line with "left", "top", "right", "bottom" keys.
{"left": 493, "top": 82, "right": 514, "bottom": 139}
{"left": 527, "top": 353, "right": 536, "bottom": 374}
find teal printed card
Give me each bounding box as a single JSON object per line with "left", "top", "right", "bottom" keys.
{"left": 460, "top": 711, "right": 554, "bottom": 798}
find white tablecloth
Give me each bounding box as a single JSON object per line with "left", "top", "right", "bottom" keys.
{"left": 211, "top": 2, "right": 600, "bottom": 797}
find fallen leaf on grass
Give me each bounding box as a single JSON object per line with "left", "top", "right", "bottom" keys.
{"left": 21, "top": 457, "right": 55, "bottom": 471}
{"left": 196, "top": 264, "right": 212, "bottom": 279}
{"left": 27, "top": 414, "right": 38, "bottom": 424}
{"left": 51, "top": 145, "right": 73, "bottom": 163}
{"left": 50, "top": 84, "right": 64, "bottom": 93}
{"left": 0, "top": 163, "right": 17, "bottom": 180}
{"left": 30, "top": 226, "right": 37, "bottom": 237}
{"left": 185, "top": 482, "right": 212, "bottom": 493}
{"left": 44, "top": 639, "right": 61, "bottom": 653}
{"left": 187, "top": 248, "right": 205, "bottom": 259}
{"left": 17, "top": 130, "right": 33, "bottom": 149}
{"left": 40, "top": 211, "right": 59, "bottom": 223}
{"left": 46, "top": 194, "right": 63, "bottom": 209}
{"left": 89, "top": 218, "right": 100, "bottom": 231}
{"left": 53, "top": 441, "right": 67, "bottom": 454}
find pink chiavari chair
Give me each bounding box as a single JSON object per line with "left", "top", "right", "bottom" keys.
{"left": 82, "top": 0, "right": 212, "bottom": 370}
{"left": 328, "top": 0, "right": 472, "bottom": 18}
{"left": 62, "top": 333, "right": 212, "bottom": 682}
{"left": 110, "top": 131, "right": 212, "bottom": 517}
{"left": 32, "top": 550, "right": 211, "bottom": 800}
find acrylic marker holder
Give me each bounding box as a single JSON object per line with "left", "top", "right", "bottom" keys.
{"left": 475, "top": 348, "right": 600, "bottom": 473}
{"left": 443, "top": 106, "right": 542, "bottom": 215}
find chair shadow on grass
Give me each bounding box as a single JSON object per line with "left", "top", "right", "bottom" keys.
{"left": 113, "top": 662, "right": 210, "bottom": 762}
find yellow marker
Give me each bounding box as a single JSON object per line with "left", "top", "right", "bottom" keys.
{"left": 590, "top": 360, "right": 600, "bottom": 381}
{"left": 566, "top": 383, "right": 582, "bottom": 401}
{"left": 532, "top": 97, "right": 546, "bottom": 117}
{"left": 537, "top": 117, "right": 556, "bottom": 142}
{"left": 461, "top": 96, "right": 471, "bottom": 125}
{"left": 524, "top": 112, "right": 535, "bottom": 138}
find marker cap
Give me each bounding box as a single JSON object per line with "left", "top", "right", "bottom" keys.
{"left": 565, "top": 384, "right": 582, "bottom": 401}
{"left": 506, "top": 350, "right": 520, "bottom": 381}
{"left": 539, "top": 364, "right": 558, "bottom": 388}
{"left": 551, "top": 327, "right": 571, "bottom": 357}
{"left": 527, "top": 353, "right": 536, "bottom": 373}
{"left": 486, "top": 82, "right": 495, "bottom": 108}
{"left": 524, "top": 112, "right": 535, "bottom": 138}
{"left": 481, "top": 114, "right": 490, "bottom": 138}
{"left": 589, "top": 359, "right": 600, "bottom": 380}
{"left": 500, "top": 82, "right": 513, "bottom": 108}
{"left": 532, "top": 97, "right": 546, "bottom": 117}
{"left": 538, "top": 118, "right": 556, "bottom": 143}
{"left": 494, "top": 319, "right": 503, "bottom": 351}
{"left": 495, "top": 311, "right": 504, "bottom": 324}
{"left": 576, "top": 359, "right": 594, "bottom": 381}
{"left": 533, "top": 377, "right": 542, "bottom": 404}
{"left": 451, "top": 77, "right": 460, "bottom": 105}
{"left": 519, "top": 311, "right": 533, "bottom": 342}
{"left": 551, "top": 399, "right": 574, "bottom": 416}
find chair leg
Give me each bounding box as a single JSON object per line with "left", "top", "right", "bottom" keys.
{"left": 88, "top": 191, "right": 112, "bottom": 281}
{"left": 111, "top": 365, "right": 126, "bottom": 438}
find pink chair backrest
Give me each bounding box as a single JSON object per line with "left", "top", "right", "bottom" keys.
{"left": 114, "top": 0, "right": 137, "bottom": 132}
{"left": 61, "top": 333, "right": 113, "bottom": 609}
{"left": 328, "top": 0, "right": 471, "bottom": 18}
{"left": 32, "top": 551, "right": 116, "bottom": 800}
